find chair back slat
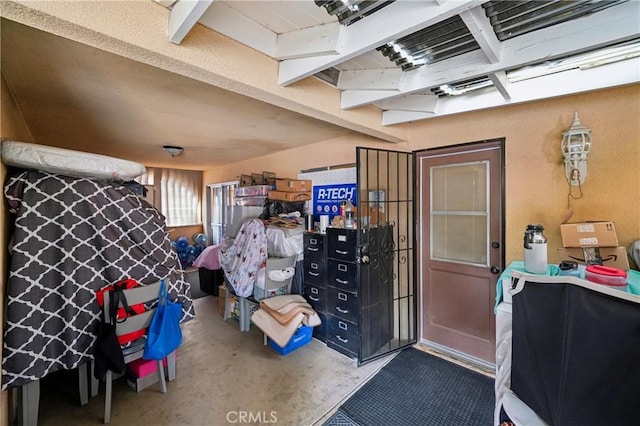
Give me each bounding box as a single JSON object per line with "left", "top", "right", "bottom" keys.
{"left": 264, "top": 255, "right": 297, "bottom": 294}
{"left": 102, "top": 280, "right": 162, "bottom": 335}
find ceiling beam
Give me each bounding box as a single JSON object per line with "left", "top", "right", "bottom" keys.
{"left": 376, "top": 94, "right": 438, "bottom": 112}
{"left": 386, "top": 57, "right": 640, "bottom": 124}
{"left": 198, "top": 1, "right": 277, "bottom": 56}
{"left": 198, "top": 5, "right": 344, "bottom": 60}
{"left": 337, "top": 68, "right": 403, "bottom": 90}
{"left": 278, "top": 0, "right": 484, "bottom": 86}
{"left": 459, "top": 5, "right": 500, "bottom": 63}
{"left": 488, "top": 71, "right": 511, "bottom": 100}
{"left": 155, "top": 0, "right": 177, "bottom": 7}
{"left": 276, "top": 22, "right": 343, "bottom": 60}
{"left": 341, "top": 1, "right": 640, "bottom": 109}
{"left": 382, "top": 110, "right": 435, "bottom": 126}
{"left": 168, "top": 0, "right": 214, "bottom": 44}
{"left": 341, "top": 90, "right": 398, "bottom": 110}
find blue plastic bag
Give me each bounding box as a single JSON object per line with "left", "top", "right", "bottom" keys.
{"left": 143, "top": 279, "right": 183, "bottom": 360}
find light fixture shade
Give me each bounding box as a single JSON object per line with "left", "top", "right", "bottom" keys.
{"left": 163, "top": 145, "right": 184, "bottom": 157}
{"left": 561, "top": 112, "right": 591, "bottom": 186}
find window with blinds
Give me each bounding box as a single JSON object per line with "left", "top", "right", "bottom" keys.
{"left": 138, "top": 168, "right": 202, "bottom": 227}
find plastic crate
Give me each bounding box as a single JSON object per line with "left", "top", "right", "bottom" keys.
{"left": 235, "top": 185, "right": 271, "bottom": 197}
{"left": 235, "top": 196, "right": 267, "bottom": 206}
{"left": 268, "top": 325, "right": 313, "bottom": 355}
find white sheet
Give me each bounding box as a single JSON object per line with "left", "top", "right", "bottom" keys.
{"left": 1, "top": 140, "right": 146, "bottom": 181}
{"left": 266, "top": 225, "right": 304, "bottom": 260}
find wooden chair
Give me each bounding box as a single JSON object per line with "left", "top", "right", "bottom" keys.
{"left": 90, "top": 280, "right": 176, "bottom": 423}
{"left": 224, "top": 255, "right": 297, "bottom": 332}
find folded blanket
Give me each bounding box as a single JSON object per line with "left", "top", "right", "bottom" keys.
{"left": 260, "top": 296, "right": 317, "bottom": 326}
{"left": 251, "top": 294, "right": 321, "bottom": 347}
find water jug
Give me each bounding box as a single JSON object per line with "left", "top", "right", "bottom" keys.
{"left": 524, "top": 224, "right": 547, "bottom": 274}
{"left": 344, "top": 199, "right": 355, "bottom": 229}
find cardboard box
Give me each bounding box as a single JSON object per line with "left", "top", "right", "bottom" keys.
{"left": 275, "top": 179, "right": 312, "bottom": 193}
{"left": 558, "top": 246, "right": 630, "bottom": 270}
{"left": 560, "top": 221, "right": 618, "bottom": 247}
{"left": 268, "top": 190, "right": 311, "bottom": 202}
{"left": 126, "top": 370, "right": 160, "bottom": 393}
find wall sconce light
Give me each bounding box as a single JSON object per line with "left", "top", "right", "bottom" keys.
{"left": 163, "top": 145, "right": 184, "bottom": 157}
{"left": 561, "top": 112, "right": 591, "bottom": 187}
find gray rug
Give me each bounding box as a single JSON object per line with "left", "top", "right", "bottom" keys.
{"left": 324, "top": 348, "right": 494, "bottom": 426}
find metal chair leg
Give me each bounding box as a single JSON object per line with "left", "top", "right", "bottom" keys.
{"left": 104, "top": 370, "right": 112, "bottom": 424}
{"left": 78, "top": 363, "right": 89, "bottom": 406}
{"left": 18, "top": 380, "right": 39, "bottom": 426}
{"left": 167, "top": 351, "right": 177, "bottom": 381}
{"left": 157, "top": 360, "right": 167, "bottom": 394}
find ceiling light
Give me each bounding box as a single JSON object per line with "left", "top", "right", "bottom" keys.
{"left": 163, "top": 145, "right": 183, "bottom": 157}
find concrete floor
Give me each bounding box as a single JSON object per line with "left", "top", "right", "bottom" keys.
{"left": 36, "top": 295, "right": 392, "bottom": 425}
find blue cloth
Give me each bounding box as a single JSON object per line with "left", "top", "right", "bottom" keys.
{"left": 494, "top": 261, "right": 559, "bottom": 312}
{"left": 496, "top": 261, "right": 640, "bottom": 313}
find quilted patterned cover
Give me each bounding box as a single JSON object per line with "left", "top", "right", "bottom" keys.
{"left": 1, "top": 171, "right": 194, "bottom": 390}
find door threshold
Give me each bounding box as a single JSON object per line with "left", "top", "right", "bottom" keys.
{"left": 416, "top": 340, "right": 495, "bottom": 378}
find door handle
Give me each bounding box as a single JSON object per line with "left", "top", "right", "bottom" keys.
{"left": 490, "top": 266, "right": 500, "bottom": 274}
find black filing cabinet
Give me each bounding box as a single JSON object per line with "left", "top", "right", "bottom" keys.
{"left": 303, "top": 227, "right": 393, "bottom": 360}
{"left": 302, "top": 232, "right": 328, "bottom": 342}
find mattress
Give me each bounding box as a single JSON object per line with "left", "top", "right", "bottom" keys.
{"left": 1, "top": 170, "right": 193, "bottom": 390}
{"left": 1, "top": 140, "right": 146, "bottom": 181}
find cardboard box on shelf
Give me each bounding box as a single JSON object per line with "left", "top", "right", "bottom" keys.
{"left": 560, "top": 221, "right": 618, "bottom": 248}
{"left": 558, "top": 246, "right": 630, "bottom": 270}
{"left": 275, "top": 179, "right": 312, "bottom": 193}
{"left": 268, "top": 190, "right": 312, "bottom": 202}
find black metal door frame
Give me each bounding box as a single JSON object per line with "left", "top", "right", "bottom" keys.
{"left": 356, "top": 147, "right": 417, "bottom": 365}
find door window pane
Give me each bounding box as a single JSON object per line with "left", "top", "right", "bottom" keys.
{"left": 431, "top": 161, "right": 488, "bottom": 265}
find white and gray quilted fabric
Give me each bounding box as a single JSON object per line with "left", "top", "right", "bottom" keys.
{"left": 1, "top": 171, "right": 194, "bottom": 390}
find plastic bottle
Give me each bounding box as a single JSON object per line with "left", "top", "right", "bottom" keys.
{"left": 344, "top": 199, "right": 355, "bottom": 229}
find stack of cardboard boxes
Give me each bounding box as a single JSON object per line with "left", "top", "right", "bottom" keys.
{"left": 559, "top": 221, "right": 629, "bottom": 270}
{"left": 268, "top": 179, "right": 312, "bottom": 202}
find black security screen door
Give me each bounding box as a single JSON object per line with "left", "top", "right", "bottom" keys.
{"left": 356, "top": 147, "right": 417, "bottom": 364}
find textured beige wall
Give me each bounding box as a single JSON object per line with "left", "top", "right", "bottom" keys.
{"left": 408, "top": 84, "right": 640, "bottom": 267}
{"left": 0, "top": 72, "right": 34, "bottom": 426}
{"left": 204, "top": 84, "right": 640, "bottom": 268}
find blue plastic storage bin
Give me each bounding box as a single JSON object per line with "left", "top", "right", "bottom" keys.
{"left": 269, "top": 325, "right": 313, "bottom": 355}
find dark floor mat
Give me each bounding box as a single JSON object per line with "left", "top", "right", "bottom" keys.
{"left": 326, "top": 348, "right": 495, "bottom": 426}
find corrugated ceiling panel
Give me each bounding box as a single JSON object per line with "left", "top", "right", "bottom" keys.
{"left": 482, "top": 0, "right": 628, "bottom": 41}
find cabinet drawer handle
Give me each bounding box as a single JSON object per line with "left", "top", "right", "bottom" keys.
{"left": 308, "top": 271, "right": 319, "bottom": 277}
{"left": 311, "top": 287, "right": 318, "bottom": 294}
{"left": 308, "top": 247, "right": 319, "bottom": 252}
{"left": 336, "top": 278, "right": 348, "bottom": 285}
{"left": 308, "top": 295, "right": 320, "bottom": 302}
{"left": 336, "top": 250, "right": 348, "bottom": 255}
{"left": 336, "top": 307, "right": 349, "bottom": 314}
{"left": 336, "top": 335, "right": 349, "bottom": 343}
